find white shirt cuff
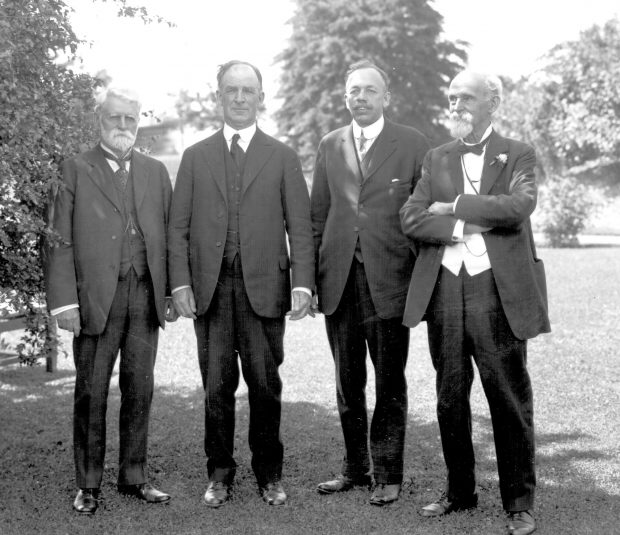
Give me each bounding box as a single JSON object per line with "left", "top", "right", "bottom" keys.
{"left": 452, "top": 219, "right": 465, "bottom": 242}
{"left": 292, "top": 287, "right": 312, "bottom": 297}
{"left": 172, "top": 285, "right": 191, "bottom": 294}
{"left": 50, "top": 304, "right": 79, "bottom": 316}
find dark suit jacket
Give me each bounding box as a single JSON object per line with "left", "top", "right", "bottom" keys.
{"left": 399, "top": 130, "right": 551, "bottom": 340}
{"left": 167, "top": 128, "right": 314, "bottom": 318}
{"left": 46, "top": 147, "right": 173, "bottom": 335}
{"left": 311, "top": 119, "right": 429, "bottom": 319}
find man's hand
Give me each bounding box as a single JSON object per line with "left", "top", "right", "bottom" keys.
{"left": 428, "top": 201, "right": 454, "bottom": 216}
{"left": 55, "top": 308, "right": 81, "bottom": 337}
{"left": 165, "top": 297, "right": 179, "bottom": 322}
{"left": 172, "top": 287, "right": 197, "bottom": 320}
{"left": 286, "top": 290, "right": 313, "bottom": 320}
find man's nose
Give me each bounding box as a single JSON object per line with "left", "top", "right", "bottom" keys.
{"left": 233, "top": 89, "right": 246, "bottom": 102}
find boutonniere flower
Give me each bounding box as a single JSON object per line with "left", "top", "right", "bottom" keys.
{"left": 491, "top": 153, "right": 508, "bottom": 167}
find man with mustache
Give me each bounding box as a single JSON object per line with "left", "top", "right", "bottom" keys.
{"left": 311, "top": 60, "right": 428, "bottom": 505}
{"left": 168, "top": 61, "right": 314, "bottom": 508}
{"left": 399, "top": 70, "right": 550, "bottom": 535}
{"left": 46, "top": 87, "right": 176, "bottom": 514}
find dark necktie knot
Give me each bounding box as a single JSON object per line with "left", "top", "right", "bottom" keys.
{"left": 103, "top": 149, "right": 131, "bottom": 190}
{"left": 458, "top": 138, "right": 489, "bottom": 156}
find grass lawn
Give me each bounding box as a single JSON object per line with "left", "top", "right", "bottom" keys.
{"left": 1, "top": 247, "right": 619, "bottom": 534}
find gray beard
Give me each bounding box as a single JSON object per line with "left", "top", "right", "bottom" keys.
{"left": 447, "top": 113, "right": 474, "bottom": 139}
{"left": 102, "top": 130, "right": 135, "bottom": 154}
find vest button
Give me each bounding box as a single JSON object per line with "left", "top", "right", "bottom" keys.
{"left": 112, "top": 235, "right": 117, "bottom": 240}
{"left": 353, "top": 226, "right": 359, "bottom": 232}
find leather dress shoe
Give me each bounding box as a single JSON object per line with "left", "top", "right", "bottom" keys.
{"left": 507, "top": 510, "right": 536, "bottom": 535}
{"left": 261, "top": 482, "right": 287, "bottom": 506}
{"left": 118, "top": 483, "right": 171, "bottom": 503}
{"left": 203, "top": 480, "right": 230, "bottom": 508}
{"left": 420, "top": 492, "right": 478, "bottom": 517}
{"left": 369, "top": 483, "right": 401, "bottom": 506}
{"left": 317, "top": 474, "right": 372, "bottom": 494}
{"left": 73, "top": 488, "right": 99, "bottom": 515}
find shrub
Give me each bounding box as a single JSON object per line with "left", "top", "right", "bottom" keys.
{"left": 536, "top": 174, "right": 599, "bottom": 247}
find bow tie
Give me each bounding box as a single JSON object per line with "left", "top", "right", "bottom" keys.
{"left": 458, "top": 139, "right": 489, "bottom": 156}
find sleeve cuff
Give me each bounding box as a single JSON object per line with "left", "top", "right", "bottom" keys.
{"left": 171, "top": 285, "right": 191, "bottom": 294}
{"left": 452, "top": 219, "right": 465, "bottom": 242}
{"left": 50, "top": 304, "right": 79, "bottom": 316}
{"left": 292, "top": 287, "right": 312, "bottom": 297}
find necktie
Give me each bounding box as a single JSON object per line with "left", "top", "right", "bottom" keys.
{"left": 358, "top": 130, "right": 367, "bottom": 159}
{"left": 458, "top": 138, "right": 489, "bottom": 156}
{"left": 230, "top": 133, "right": 245, "bottom": 168}
{"left": 103, "top": 151, "right": 131, "bottom": 190}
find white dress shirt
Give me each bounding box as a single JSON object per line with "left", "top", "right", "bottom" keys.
{"left": 442, "top": 125, "right": 493, "bottom": 276}
{"left": 352, "top": 115, "right": 384, "bottom": 158}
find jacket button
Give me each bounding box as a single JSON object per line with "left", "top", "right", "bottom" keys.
{"left": 111, "top": 235, "right": 117, "bottom": 240}
{"left": 216, "top": 241, "right": 222, "bottom": 247}
{"left": 353, "top": 226, "right": 359, "bottom": 232}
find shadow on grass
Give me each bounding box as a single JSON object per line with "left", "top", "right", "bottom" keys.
{"left": 1, "top": 364, "right": 618, "bottom": 535}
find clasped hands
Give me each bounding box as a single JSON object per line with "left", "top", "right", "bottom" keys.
{"left": 171, "top": 287, "right": 315, "bottom": 321}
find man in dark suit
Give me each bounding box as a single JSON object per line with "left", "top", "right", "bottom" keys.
{"left": 46, "top": 87, "right": 175, "bottom": 514}
{"left": 311, "top": 60, "right": 429, "bottom": 505}
{"left": 400, "top": 70, "right": 550, "bottom": 535}
{"left": 168, "top": 60, "right": 314, "bottom": 508}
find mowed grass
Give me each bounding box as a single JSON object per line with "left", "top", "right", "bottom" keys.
{"left": 1, "top": 247, "right": 619, "bottom": 535}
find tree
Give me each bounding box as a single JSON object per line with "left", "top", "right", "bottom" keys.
{"left": 0, "top": 0, "right": 165, "bottom": 363}
{"left": 175, "top": 88, "right": 221, "bottom": 132}
{"left": 497, "top": 18, "right": 620, "bottom": 246}
{"left": 0, "top": 0, "right": 99, "bottom": 363}
{"left": 275, "top": 0, "right": 467, "bottom": 169}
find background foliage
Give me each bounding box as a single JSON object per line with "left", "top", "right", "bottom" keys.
{"left": 0, "top": 0, "right": 98, "bottom": 362}
{"left": 496, "top": 18, "right": 620, "bottom": 245}
{"left": 274, "top": 0, "right": 467, "bottom": 169}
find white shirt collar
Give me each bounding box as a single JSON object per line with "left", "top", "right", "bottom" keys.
{"left": 223, "top": 122, "right": 257, "bottom": 145}
{"left": 352, "top": 115, "right": 384, "bottom": 140}
{"left": 462, "top": 124, "right": 493, "bottom": 146}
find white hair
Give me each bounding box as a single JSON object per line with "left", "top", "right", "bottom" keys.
{"left": 453, "top": 70, "right": 503, "bottom": 102}
{"left": 95, "top": 86, "right": 142, "bottom": 112}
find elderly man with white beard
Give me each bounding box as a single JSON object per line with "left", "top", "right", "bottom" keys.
{"left": 46, "top": 87, "right": 177, "bottom": 515}
{"left": 399, "top": 71, "right": 549, "bottom": 535}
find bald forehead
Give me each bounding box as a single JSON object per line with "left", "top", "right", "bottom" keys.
{"left": 449, "top": 72, "right": 488, "bottom": 97}
{"left": 220, "top": 64, "right": 261, "bottom": 88}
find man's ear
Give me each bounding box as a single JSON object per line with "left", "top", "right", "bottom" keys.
{"left": 489, "top": 95, "right": 501, "bottom": 115}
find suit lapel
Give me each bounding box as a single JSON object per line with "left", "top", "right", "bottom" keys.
{"left": 341, "top": 125, "right": 363, "bottom": 183}
{"left": 84, "top": 147, "right": 122, "bottom": 211}
{"left": 444, "top": 141, "right": 464, "bottom": 195}
{"left": 131, "top": 151, "right": 148, "bottom": 210}
{"left": 241, "top": 129, "right": 274, "bottom": 197}
{"left": 480, "top": 130, "right": 509, "bottom": 195}
{"left": 201, "top": 131, "right": 227, "bottom": 204}
{"left": 363, "top": 121, "right": 397, "bottom": 182}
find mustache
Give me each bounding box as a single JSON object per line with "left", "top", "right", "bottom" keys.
{"left": 448, "top": 111, "right": 473, "bottom": 124}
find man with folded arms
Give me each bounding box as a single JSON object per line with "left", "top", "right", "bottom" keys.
{"left": 400, "top": 70, "right": 550, "bottom": 535}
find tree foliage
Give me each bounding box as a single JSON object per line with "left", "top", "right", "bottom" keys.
{"left": 175, "top": 88, "right": 221, "bottom": 132}
{"left": 497, "top": 18, "right": 620, "bottom": 246}
{"left": 275, "top": 0, "right": 467, "bottom": 169}
{"left": 0, "top": 0, "right": 162, "bottom": 363}
{"left": 0, "top": 0, "right": 98, "bottom": 362}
